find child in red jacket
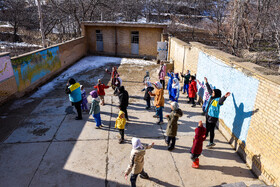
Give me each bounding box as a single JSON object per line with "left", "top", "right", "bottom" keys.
{"left": 190, "top": 121, "right": 206, "bottom": 168}
{"left": 94, "top": 79, "right": 110, "bottom": 105}
{"left": 188, "top": 75, "right": 197, "bottom": 107}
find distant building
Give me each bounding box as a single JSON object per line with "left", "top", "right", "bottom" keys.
{"left": 81, "top": 21, "right": 167, "bottom": 59}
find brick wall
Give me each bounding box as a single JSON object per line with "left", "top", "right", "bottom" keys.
{"left": 85, "top": 26, "right": 162, "bottom": 58}
{"left": 0, "top": 37, "right": 86, "bottom": 104}
{"left": 0, "top": 53, "right": 17, "bottom": 104}
{"left": 169, "top": 37, "right": 280, "bottom": 186}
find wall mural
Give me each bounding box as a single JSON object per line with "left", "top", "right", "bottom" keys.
{"left": 196, "top": 51, "right": 259, "bottom": 143}
{"left": 0, "top": 55, "right": 14, "bottom": 82}
{"left": 11, "top": 46, "right": 61, "bottom": 91}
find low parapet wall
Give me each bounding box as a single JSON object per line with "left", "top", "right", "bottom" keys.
{"left": 169, "top": 37, "right": 280, "bottom": 186}
{"left": 0, "top": 37, "right": 86, "bottom": 104}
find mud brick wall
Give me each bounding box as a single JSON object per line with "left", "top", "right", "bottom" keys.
{"left": 0, "top": 37, "right": 86, "bottom": 104}
{"left": 84, "top": 25, "right": 162, "bottom": 58}
{"left": 169, "top": 37, "right": 280, "bottom": 186}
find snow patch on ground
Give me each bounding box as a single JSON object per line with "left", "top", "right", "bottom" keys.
{"left": 120, "top": 58, "right": 155, "bottom": 66}
{"left": 30, "top": 56, "right": 154, "bottom": 98}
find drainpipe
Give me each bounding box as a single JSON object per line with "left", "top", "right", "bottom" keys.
{"left": 115, "top": 26, "right": 118, "bottom": 56}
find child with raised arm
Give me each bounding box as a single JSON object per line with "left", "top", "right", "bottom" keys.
{"left": 190, "top": 121, "right": 206, "bottom": 168}
{"left": 181, "top": 70, "right": 190, "bottom": 95}
{"left": 204, "top": 77, "right": 231, "bottom": 148}
{"left": 125, "top": 137, "right": 154, "bottom": 187}
{"left": 165, "top": 102, "right": 183, "bottom": 151}
{"left": 94, "top": 79, "right": 110, "bottom": 105}
{"left": 196, "top": 77, "right": 211, "bottom": 112}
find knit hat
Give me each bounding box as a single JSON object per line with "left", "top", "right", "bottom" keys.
{"left": 171, "top": 102, "right": 179, "bottom": 110}
{"left": 154, "top": 81, "right": 163, "bottom": 89}
{"left": 90, "top": 90, "right": 98, "bottom": 98}
{"left": 132, "top": 137, "right": 143, "bottom": 150}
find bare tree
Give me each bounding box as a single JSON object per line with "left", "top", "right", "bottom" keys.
{"left": 0, "top": 0, "right": 30, "bottom": 42}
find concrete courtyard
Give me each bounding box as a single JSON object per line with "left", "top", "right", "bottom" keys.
{"left": 0, "top": 56, "right": 265, "bottom": 187}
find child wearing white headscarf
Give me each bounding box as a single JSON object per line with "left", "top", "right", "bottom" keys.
{"left": 125, "top": 138, "right": 154, "bottom": 187}
{"left": 170, "top": 78, "right": 180, "bottom": 102}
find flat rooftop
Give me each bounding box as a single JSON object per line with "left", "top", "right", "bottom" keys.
{"left": 82, "top": 21, "right": 169, "bottom": 28}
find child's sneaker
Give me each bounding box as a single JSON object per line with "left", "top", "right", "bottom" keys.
{"left": 156, "top": 121, "right": 163, "bottom": 125}
{"left": 95, "top": 126, "right": 101, "bottom": 129}
{"left": 192, "top": 158, "right": 199, "bottom": 168}
{"left": 168, "top": 147, "right": 174, "bottom": 151}
{"left": 206, "top": 143, "right": 216, "bottom": 148}
{"left": 119, "top": 139, "right": 124, "bottom": 144}
{"left": 153, "top": 115, "right": 159, "bottom": 118}
{"left": 140, "top": 172, "right": 149, "bottom": 179}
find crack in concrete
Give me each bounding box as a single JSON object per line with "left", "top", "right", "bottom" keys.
{"left": 105, "top": 96, "right": 112, "bottom": 187}
{"left": 27, "top": 114, "right": 67, "bottom": 187}
{"left": 159, "top": 121, "right": 185, "bottom": 187}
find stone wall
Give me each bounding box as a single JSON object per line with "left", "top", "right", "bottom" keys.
{"left": 169, "top": 37, "right": 280, "bottom": 186}
{"left": 0, "top": 37, "right": 86, "bottom": 104}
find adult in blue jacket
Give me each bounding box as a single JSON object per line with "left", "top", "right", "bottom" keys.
{"left": 204, "top": 77, "right": 230, "bottom": 147}
{"left": 65, "top": 78, "right": 82, "bottom": 120}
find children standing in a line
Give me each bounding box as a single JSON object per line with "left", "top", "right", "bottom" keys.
{"left": 143, "top": 77, "right": 154, "bottom": 110}
{"left": 165, "top": 102, "right": 183, "bottom": 151}
{"left": 204, "top": 77, "right": 231, "bottom": 147}
{"left": 170, "top": 78, "right": 180, "bottom": 102}
{"left": 181, "top": 70, "right": 190, "bottom": 96}
{"left": 80, "top": 85, "right": 88, "bottom": 112}
{"left": 115, "top": 110, "right": 126, "bottom": 143}
{"left": 149, "top": 82, "right": 164, "bottom": 125}
{"left": 94, "top": 79, "right": 110, "bottom": 105}
{"left": 190, "top": 121, "right": 206, "bottom": 168}
{"left": 125, "top": 137, "right": 154, "bottom": 187}
{"left": 188, "top": 75, "right": 197, "bottom": 107}
{"left": 89, "top": 90, "right": 102, "bottom": 129}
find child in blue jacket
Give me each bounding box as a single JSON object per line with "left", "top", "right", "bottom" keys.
{"left": 170, "top": 78, "right": 180, "bottom": 102}
{"left": 204, "top": 77, "right": 230, "bottom": 147}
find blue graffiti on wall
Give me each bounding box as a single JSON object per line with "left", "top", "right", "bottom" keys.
{"left": 11, "top": 46, "right": 61, "bottom": 91}
{"left": 196, "top": 51, "right": 259, "bottom": 143}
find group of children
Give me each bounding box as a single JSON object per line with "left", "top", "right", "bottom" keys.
{"left": 66, "top": 62, "right": 231, "bottom": 187}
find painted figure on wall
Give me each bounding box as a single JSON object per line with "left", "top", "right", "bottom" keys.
{"left": 0, "top": 55, "right": 14, "bottom": 82}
